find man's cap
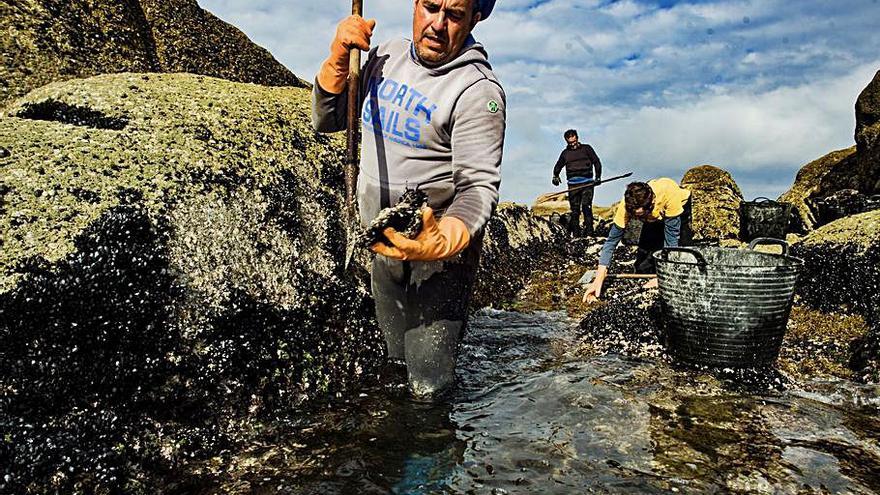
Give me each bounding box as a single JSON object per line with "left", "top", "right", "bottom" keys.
{"left": 476, "top": 0, "right": 496, "bottom": 19}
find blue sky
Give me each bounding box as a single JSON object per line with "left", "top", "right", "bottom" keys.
{"left": 201, "top": 0, "right": 880, "bottom": 206}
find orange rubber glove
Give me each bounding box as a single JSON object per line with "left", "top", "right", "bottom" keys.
{"left": 317, "top": 15, "right": 376, "bottom": 94}
{"left": 372, "top": 208, "right": 471, "bottom": 261}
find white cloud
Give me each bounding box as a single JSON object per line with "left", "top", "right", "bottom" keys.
{"left": 518, "top": 62, "right": 879, "bottom": 206}
{"left": 198, "top": 0, "right": 880, "bottom": 207}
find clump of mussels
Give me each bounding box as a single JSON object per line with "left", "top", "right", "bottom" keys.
{"left": 355, "top": 188, "right": 429, "bottom": 248}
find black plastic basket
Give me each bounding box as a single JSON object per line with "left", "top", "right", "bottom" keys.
{"left": 740, "top": 197, "right": 792, "bottom": 241}
{"left": 654, "top": 238, "right": 802, "bottom": 368}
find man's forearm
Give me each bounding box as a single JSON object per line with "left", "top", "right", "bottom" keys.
{"left": 446, "top": 81, "right": 505, "bottom": 235}
{"left": 598, "top": 224, "right": 624, "bottom": 266}
{"left": 311, "top": 77, "right": 349, "bottom": 133}
{"left": 663, "top": 216, "right": 682, "bottom": 247}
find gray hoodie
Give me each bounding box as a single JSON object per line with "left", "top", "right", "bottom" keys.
{"left": 312, "top": 36, "right": 506, "bottom": 236}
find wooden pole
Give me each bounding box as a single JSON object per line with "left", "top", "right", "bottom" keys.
{"left": 345, "top": 0, "right": 363, "bottom": 231}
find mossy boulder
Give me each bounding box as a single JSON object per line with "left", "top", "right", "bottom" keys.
{"left": 0, "top": 73, "right": 380, "bottom": 493}
{"left": 778, "top": 147, "right": 859, "bottom": 232}
{"left": 0, "top": 0, "right": 304, "bottom": 106}
{"left": 680, "top": 165, "right": 743, "bottom": 243}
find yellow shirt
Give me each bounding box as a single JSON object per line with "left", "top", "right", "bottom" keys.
{"left": 612, "top": 178, "right": 691, "bottom": 228}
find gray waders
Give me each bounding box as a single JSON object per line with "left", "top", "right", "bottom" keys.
{"left": 371, "top": 239, "right": 481, "bottom": 397}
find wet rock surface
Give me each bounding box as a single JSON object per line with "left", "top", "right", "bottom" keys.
{"left": 792, "top": 209, "right": 880, "bottom": 382}
{"left": 172, "top": 309, "right": 880, "bottom": 494}
{"left": 0, "top": 73, "right": 382, "bottom": 493}
{"left": 0, "top": 0, "right": 304, "bottom": 106}
{"left": 680, "top": 165, "right": 743, "bottom": 243}
{"left": 471, "top": 202, "right": 569, "bottom": 309}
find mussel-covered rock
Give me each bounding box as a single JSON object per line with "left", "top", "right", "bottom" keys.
{"left": 354, "top": 188, "right": 428, "bottom": 248}
{"left": 792, "top": 209, "right": 880, "bottom": 326}
{"left": 851, "top": 329, "right": 880, "bottom": 383}
{"left": 574, "top": 291, "right": 667, "bottom": 359}
{"left": 472, "top": 203, "right": 569, "bottom": 309}
{"left": 0, "top": 73, "right": 381, "bottom": 493}
{"left": 813, "top": 189, "right": 880, "bottom": 224}
{"left": 0, "top": 0, "right": 304, "bottom": 106}
{"left": 791, "top": 209, "right": 880, "bottom": 382}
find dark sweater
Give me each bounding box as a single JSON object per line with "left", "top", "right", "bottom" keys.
{"left": 553, "top": 144, "right": 602, "bottom": 180}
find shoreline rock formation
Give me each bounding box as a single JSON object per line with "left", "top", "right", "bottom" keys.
{"left": 779, "top": 70, "right": 880, "bottom": 232}
{"left": 472, "top": 202, "right": 569, "bottom": 309}
{"left": 1, "top": 0, "right": 878, "bottom": 489}
{"left": 778, "top": 147, "right": 859, "bottom": 232}
{"left": 791, "top": 210, "right": 880, "bottom": 382}
{"left": 0, "top": 73, "right": 379, "bottom": 493}
{"left": 0, "top": 0, "right": 305, "bottom": 107}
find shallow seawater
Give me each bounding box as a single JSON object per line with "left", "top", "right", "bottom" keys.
{"left": 185, "top": 309, "right": 880, "bottom": 494}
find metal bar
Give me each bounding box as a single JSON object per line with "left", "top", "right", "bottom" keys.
{"left": 541, "top": 171, "right": 632, "bottom": 201}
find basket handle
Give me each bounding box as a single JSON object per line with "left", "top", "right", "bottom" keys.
{"left": 659, "top": 247, "right": 707, "bottom": 265}
{"left": 748, "top": 237, "right": 788, "bottom": 256}
{"left": 751, "top": 197, "right": 774, "bottom": 203}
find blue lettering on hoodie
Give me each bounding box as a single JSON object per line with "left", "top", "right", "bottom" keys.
{"left": 362, "top": 76, "right": 435, "bottom": 149}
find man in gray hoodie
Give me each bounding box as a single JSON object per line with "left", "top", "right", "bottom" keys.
{"left": 312, "top": 0, "right": 505, "bottom": 397}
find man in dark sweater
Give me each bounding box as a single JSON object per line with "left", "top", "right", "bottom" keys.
{"left": 552, "top": 129, "right": 602, "bottom": 236}
{"left": 312, "top": 0, "right": 503, "bottom": 398}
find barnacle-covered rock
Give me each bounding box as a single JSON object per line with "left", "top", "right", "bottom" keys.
{"left": 471, "top": 202, "right": 569, "bottom": 309}
{"left": 0, "top": 0, "right": 304, "bottom": 106}
{"left": 791, "top": 209, "right": 880, "bottom": 382}
{"left": 354, "top": 187, "right": 428, "bottom": 248}
{"left": 0, "top": 73, "right": 381, "bottom": 493}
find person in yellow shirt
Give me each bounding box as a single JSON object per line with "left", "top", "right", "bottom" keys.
{"left": 583, "top": 179, "right": 692, "bottom": 302}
